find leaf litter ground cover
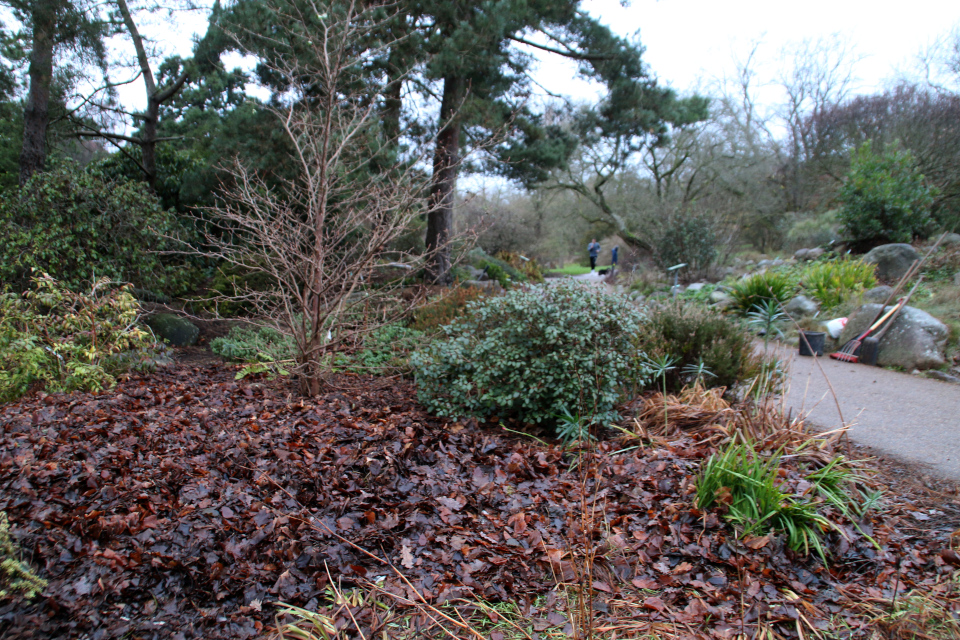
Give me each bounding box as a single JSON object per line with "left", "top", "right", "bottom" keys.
{"left": 0, "top": 364, "right": 957, "bottom": 638}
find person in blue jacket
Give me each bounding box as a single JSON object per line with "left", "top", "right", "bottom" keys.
{"left": 611, "top": 245, "right": 619, "bottom": 272}
{"left": 587, "top": 239, "right": 601, "bottom": 271}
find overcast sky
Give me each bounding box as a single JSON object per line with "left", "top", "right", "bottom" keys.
{"left": 97, "top": 0, "right": 960, "bottom": 120}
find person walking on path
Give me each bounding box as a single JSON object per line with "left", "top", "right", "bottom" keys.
{"left": 610, "top": 245, "right": 619, "bottom": 272}
{"left": 587, "top": 239, "right": 601, "bottom": 271}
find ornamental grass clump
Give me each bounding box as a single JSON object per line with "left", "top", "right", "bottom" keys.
{"left": 412, "top": 282, "right": 646, "bottom": 427}
{"left": 728, "top": 271, "right": 797, "bottom": 315}
{"left": 801, "top": 258, "right": 877, "bottom": 309}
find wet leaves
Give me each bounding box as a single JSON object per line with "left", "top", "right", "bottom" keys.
{"left": 0, "top": 365, "right": 954, "bottom": 638}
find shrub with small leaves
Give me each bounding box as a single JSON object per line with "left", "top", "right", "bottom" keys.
{"left": 0, "top": 274, "right": 156, "bottom": 402}
{"left": 635, "top": 302, "right": 764, "bottom": 393}
{"left": 654, "top": 213, "right": 719, "bottom": 280}
{"left": 412, "top": 282, "right": 646, "bottom": 426}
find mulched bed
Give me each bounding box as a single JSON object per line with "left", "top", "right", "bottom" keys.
{"left": 0, "top": 364, "right": 957, "bottom": 638}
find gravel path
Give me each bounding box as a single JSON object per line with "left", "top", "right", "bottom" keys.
{"left": 776, "top": 345, "right": 960, "bottom": 481}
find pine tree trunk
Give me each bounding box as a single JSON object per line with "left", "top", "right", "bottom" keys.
{"left": 426, "top": 75, "right": 464, "bottom": 285}
{"left": 142, "top": 97, "right": 159, "bottom": 189}
{"left": 19, "top": 0, "right": 56, "bottom": 185}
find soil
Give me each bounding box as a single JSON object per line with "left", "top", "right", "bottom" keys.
{"left": 0, "top": 357, "right": 957, "bottom": 639}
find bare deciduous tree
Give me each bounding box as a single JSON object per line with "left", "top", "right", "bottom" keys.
{"left": 185, "top": 0, "right": 444, "bottom": 395}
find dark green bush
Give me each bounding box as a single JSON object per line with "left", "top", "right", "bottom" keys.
{"left": 839, "top": 142, "right": 937, "bottom": 251}
{"left": 466, "top": 247, "right": 526, "bottom": 288}
{"left": 654, "top": 213, "right": 719, "bottom": 279}
{"left": 0, "top": 163, "right": 201, "bottom": 296}
{"left": 636, "top": 302, "right": 763, "bottom": 392}
{"left": 412, "top": 282, "right": 646, "bottom": 426}
{"left": 0, "top": 275, "right": 158, "bottom": 401}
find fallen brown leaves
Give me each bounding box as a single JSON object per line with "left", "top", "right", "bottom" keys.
{"left": 0, "top": 365, "right": 956, "bottom": 639}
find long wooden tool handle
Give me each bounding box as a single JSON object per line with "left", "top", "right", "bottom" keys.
{"left": 872, "top": 277, "right": 923, "bottom": 342}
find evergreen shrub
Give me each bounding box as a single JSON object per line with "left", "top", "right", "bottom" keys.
{"left": 636, "top": 302, "right": 763, "bottom": 392}
{"left": 839, "top": 142, "right": 937, "bottom": 250}
{"left": 412, "top": 282, "right": 646, "bottom": 426}
{"left": 0, "top": 275, "right": 157, "bottom": 401}
{"left": 0, "top": 163, "right": 200, "bottom": 296}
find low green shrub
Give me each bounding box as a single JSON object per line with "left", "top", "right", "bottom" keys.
{"left": 211, "top": 325, "right": 294, "bottom": 363}
{"left": 1, "top": 512, "right": 47, "bottom": 599}
{"left": 334, "top": 324, "right": 424, "bottom": 375}
{"left": 0, "top": 275, "right": 156, "bottom": 401}
{"left": 728, "top": 271, "right": 798, "bottom": 315}
{"left": 0, "top": 162, "right": 201, "bottom": 296}
{"left": 412, "top": 282, "right": 646, "bottom": 426}
{"left": 801, "top": 258, "right": 877, "bottom": 309}
{"left": 635, "top": 302, "right": 763, "bottom": 393}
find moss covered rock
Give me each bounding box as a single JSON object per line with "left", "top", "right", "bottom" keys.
{"left": 144, "top": 314, "right": 199, "bottom": 347}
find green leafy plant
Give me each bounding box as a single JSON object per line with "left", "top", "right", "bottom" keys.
{"left": 634, "top": 302, "right": 764, "bottom": 393}
{"left": 839, "top": 142, "right": 937, "bottom": 251}
{"left": 211, "top": 325, "right": 295, "bottom": 363}
{"left": 412, "top": 282, "right": 646, "bottom": 427}
{"left": 495, "top": 250, "right": 544, "bottom": 283}
{"left": 696, "top": 443, "right": 837, "bottom": 561}
{"left": 728, "top": 271, "right": 797, "bottom": 315}
{"left": 334, "top": 323, "right": 424, "bottom": 375}
{"left": 642, "top": 353, "right": 677, "bottom": 428}
{"left": 801, "top": 258, "right": 877, "bottom": 309}
{"left": 0, "top": 512, "right": 47, "bottom": 600}
{"left": 554, "top": 407, "right": 596, "bottom": 445}
{"left": 0, "top": 162, "right": 201, "bottom": 296}
{"left": 0, "top": 274, "right": 156, "bottom": 401}
{"left": 747, "top": 299, "right": 787, "bottom": 350}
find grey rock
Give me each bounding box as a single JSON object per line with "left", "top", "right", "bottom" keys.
{"left": 838, "top": 303, "right": 949, "bottom": 370}
{"left": 464, "top": 265, "right": 485, "bottom": 280}
{"left": 806, "top": 247, "right": 826, "bottom": 260}
{"left": 686, "top": 282, "right": 707, "bottom": 292}
{"left": 863, "top": 285, "right": 894, "bottom": 303}
{"left": 794, "top": 248, "right": 810, "bottom": 261}
{"left": 758, "top": 259, "right": 772, "bottom": 268}
{"left": 709, "top": 290, "right": 733, "bottom": 308}
{"left": 143, "top": 314, "right": 199, "bottom": 347}
{"left": 940, "top": 232, "right": 960, "bottom": 246}
{"left": 954, "top": 271, "right": 960, "bottom": 287}
{"left": 863, "top": 243, "right": 921, "bottom": 281}
{"left": 784, "top": 295, "right": 819, "bottom": 318}
{"left": 924, "top": 370, "right": 960, "bottom": 384}
{"left": 463, "top": 279, "right": 503, "bottom": 292}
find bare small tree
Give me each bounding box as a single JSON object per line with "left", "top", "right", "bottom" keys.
{"left": 188, "top": 0, "right": 443, "bottom": 395}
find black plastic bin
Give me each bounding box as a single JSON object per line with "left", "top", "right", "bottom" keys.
{"left": 798, "top": 331, "right": 825, "bottom": 357}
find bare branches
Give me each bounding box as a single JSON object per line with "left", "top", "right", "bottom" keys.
{"left": 181, "top": 0, "right": 446, "bottom": 396}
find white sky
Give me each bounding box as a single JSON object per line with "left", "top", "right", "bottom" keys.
{"left": 5, "top": 0, "right": 956, "bottom": 127}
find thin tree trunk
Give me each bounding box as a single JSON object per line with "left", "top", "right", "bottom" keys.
{"left": 19, "top": 0, "right": 56, "bottom": 185}
{"left": 426, "top": 74, "right": 464, "bottom": 285}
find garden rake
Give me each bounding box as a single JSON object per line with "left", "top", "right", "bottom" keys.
{"left": 830, "top": 298, "right": 906, "bottom": 363}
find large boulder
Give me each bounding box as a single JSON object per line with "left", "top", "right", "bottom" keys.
{"left": 862, "top": 243, "right": 920, "bottom": 281}
{"left": 940, "top": 232, "right": 960, "bottom": 247}
{"left": 144, "top": 313, "right": 199, "bottom": 347}
{"left": 784, "top": 295, "right": 819, "bottom": 318}
{"left": 863, "top": 285, "right": 893, "bottom": 303}
{"left": 838, "top": 303, "right": 948, "bottom": 370}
